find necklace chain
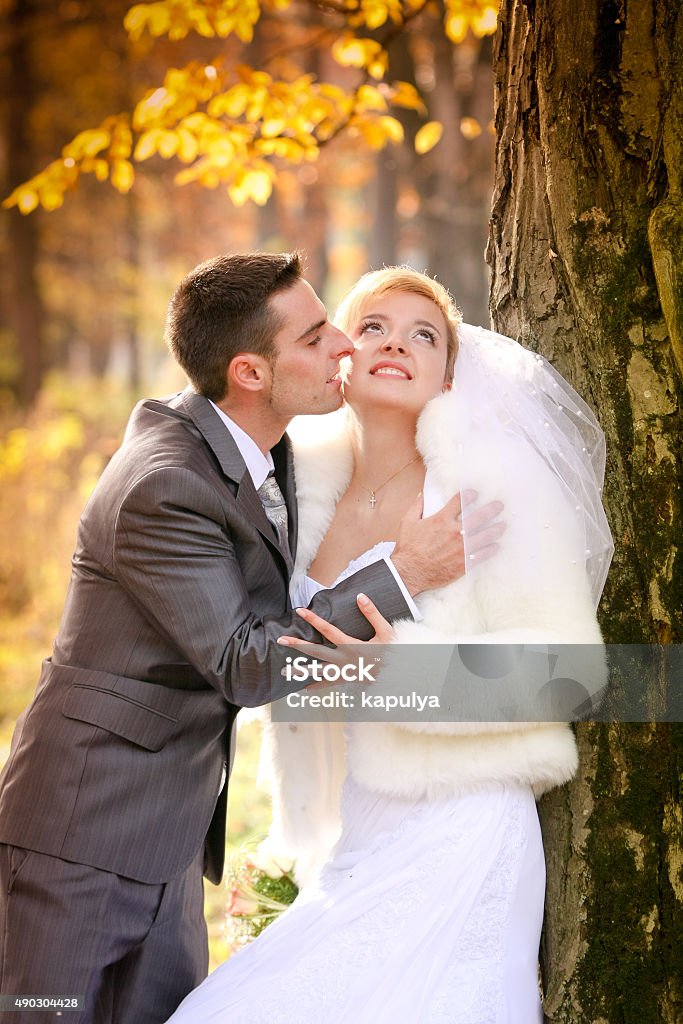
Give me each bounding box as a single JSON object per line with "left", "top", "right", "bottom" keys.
{"left": 367, "top": 455, "right": 420, "bottom": 509}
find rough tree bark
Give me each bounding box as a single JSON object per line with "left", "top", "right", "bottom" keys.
{"left": 488, "top": 1, "right": 682, "bottom": 1021}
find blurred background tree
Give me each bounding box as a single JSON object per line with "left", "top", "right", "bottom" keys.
{"left": 1, "top": 0, "right": 498, "bottom": 406}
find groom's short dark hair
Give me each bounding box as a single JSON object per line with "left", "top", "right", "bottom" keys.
{"left": 165, "top": 251, "right": 303, "bottom": 400}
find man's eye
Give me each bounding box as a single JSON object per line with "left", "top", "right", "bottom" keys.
{"left": 308, "top": 336, "right": 321, "bottom": 346}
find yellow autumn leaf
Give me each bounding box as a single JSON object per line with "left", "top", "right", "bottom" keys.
{"left": 205, "top": 137, "right": 237, "bottom": 167}
{"left": 123, "top": 4, "right": 156, "bottom": 41}
{"left": 378, "top": 116, "right": 404, "bottom": 143}
{"left": 91, "top": 159, "right": 110, "bottom": 181}
{"left": 445, "top": 13, "right": 468, "bottom": 43}
{"left": 134, "top": 130, "right": 163, "bottom": 161}
{"left": 368, "top": 52, "right": 389, "bottom": 80}
{"left": 255, "top": 137, "right": 306, "bottom": 162}
{"left": 233, "top": 17, "right": 255, "bottom": 44}
{"left": 208, "top": 87, "right": 250, "bottom": 119}
{"left": 177, "top": 127, "right": 199, "bottom": 162}
{"left": 460, "top": 116, "right": 482, "bottom": 139}
{"left": 111, "top": 160, "right": 135, "bottom": 192}
{"left": 472, "top": 5, "right": 498, "bottom": 36}
{"left": 390, "top": 81, "right": 427, "bottom": 115}
{"left": 415, "top": 120, "right": 443, "bottom": 154}
{"left": 157, "top": 131, "right": 178, "bottom": 158}
{"left": 332, "top": 36, "right": 384, "bottom": 71}
{"left": 64, "top": 129, "right": 111, "bottom": 160}
{"left": 360, "top": 0, "right": 390, "bottom": 30}
{"left": 246, "top": 88, "right": 269, "bottom": 122}
{"left": 243, "top": 169, "right": 274, "bottom": 205}
{"left": 353, "top": 119, "right": 388, "bottom": 150}
{"left": 38, "top": 185, "right": 64, "bottom": 211}
{"left": 124, "top": 2, "right": 171, "bottom": 40}
{"left": 355, "top": 84, "right": 388, "bottom": 113}
{"left": 109, "top": 123, "right": 133, "bottom": 159}
{"left": 186, "top": 9, "right": 214, "bottom": 38}
{"left": 15, "top": 188, "right": 39, "bottom": 214}
{"left": 261, "top": 118, "right": 287, "bottom": 138}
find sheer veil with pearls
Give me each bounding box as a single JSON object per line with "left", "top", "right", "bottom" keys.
{"left": 442, "top": 323, "right": 613, "bottom": 608}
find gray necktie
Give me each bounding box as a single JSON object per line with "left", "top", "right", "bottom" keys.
{"left": 257, "top": 473, "right": 293, "bottom": 569}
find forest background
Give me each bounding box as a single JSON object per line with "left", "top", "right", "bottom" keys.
{"left": 0, "top": 1, "right": 681, "bottom": 1022}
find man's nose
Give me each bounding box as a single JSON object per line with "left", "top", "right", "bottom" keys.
{"left": 331, "top": 326, "right": 354, "bottom": 358}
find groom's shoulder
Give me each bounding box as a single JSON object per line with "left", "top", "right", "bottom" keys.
{"left": 97, "top": 392, "right": 217, "bottom": 494}
{"left": 124, "top": 390, "right": 196, "bottom": 442}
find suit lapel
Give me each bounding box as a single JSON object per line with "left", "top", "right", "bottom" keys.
{"left": 176, "top": 389, "right": 294, "bottom": 572}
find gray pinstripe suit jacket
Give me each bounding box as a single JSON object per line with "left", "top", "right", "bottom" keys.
{"left": 0, "top": 390, "right": 410, "bottom": 885}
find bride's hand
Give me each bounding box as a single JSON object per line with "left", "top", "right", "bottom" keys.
{"left": 277, "top": 593, "right": 395, "bottom": 664}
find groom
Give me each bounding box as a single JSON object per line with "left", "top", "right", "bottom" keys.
{"left": 0, "top": 253, "right": 474, "bottom": 1023}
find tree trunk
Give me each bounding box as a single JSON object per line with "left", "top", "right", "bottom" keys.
{"left": 422, "top": 30, "right": 494, "bottom": 326}
{"left": 489, "top": 1, "right": 682, "bottom": 1020}
{"left": 4, "top": 0, "right": 45, "bottom": 405}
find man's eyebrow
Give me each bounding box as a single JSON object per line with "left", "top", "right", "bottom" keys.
{"left": 294, "top": 317, "right": 327, "bottom": 343}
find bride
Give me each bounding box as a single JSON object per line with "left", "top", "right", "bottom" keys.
{"left": 165, "top": 268, "right": 613, "bottom": 1023}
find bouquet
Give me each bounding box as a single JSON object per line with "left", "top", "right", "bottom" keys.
{"left": 225, "top": 841, "right": 299, "bottom": 953}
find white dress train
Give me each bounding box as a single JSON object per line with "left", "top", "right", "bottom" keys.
{"left": 165, "top": 549, "right": 546, "bottom": 1023}
{"left": 166, "top": 778, "right": 544, "bottom": 1023}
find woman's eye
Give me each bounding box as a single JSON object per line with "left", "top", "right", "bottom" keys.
{"left": 359, "top": 321, "right": 382, "bottom": 335}
{"left": 415, "top": 329, "right": 436, "bottom": 344}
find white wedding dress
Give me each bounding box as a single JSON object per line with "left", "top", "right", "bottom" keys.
{"left": 165, "top": 546, "right": 546, "bottom": 1024}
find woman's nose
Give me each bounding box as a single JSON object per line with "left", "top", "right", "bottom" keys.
{"left": 381, "top": 335, "right": 406, "bottom": 354}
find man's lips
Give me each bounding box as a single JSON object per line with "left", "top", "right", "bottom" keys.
{"left": 326, "top": 370, "right": 342, "bottom": 384}
{"left": 370, "top": 361, "right": 412, "bottom": 380}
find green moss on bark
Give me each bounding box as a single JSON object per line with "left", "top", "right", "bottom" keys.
{"left": 577, "top": 724, "right": 682, "bottom": 1021}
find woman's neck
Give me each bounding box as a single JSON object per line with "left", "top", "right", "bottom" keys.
{"left": 348, "top": 406, "right": 420, "bottom": 489}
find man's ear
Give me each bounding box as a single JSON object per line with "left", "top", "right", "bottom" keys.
{"left": 442, "top": 380, "right": 453, "bottom": 392}
{"left": 227, "top": 353, "right": 270, "bottom": 394}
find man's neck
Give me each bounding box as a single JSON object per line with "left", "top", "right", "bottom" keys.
{"left": 214, "top": 399, "right": 287, "bottom": 455}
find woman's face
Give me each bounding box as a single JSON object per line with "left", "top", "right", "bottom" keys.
{"left": 341, "top": 290, "right": 450, "bottom": 416}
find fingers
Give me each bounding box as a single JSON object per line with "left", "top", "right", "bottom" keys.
{"left": 403, "top": 491, "right": 424, "bottom": 521}
{"left": 466, "top": 520, "right": 507, "bottom": 550}
{"left": 461, "top": 500, "right": 505, "bottom": 534}
{"left": 464, "top": 542, "right": 500, "bottom": 565}
{"left": 288, "top": 606, "right": 353, "bottom": 646}
{"left": 277, "top": 637, "right": 336, "bottom": 661}
{"left": 432, "top": 489, "right": 478, "bottom": 522}
{"left": 356, "top": 593, "right": 394, "bottom": 641}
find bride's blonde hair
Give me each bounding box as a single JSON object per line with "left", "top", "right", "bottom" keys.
{"left": 334, "top": 267, "right": 462, "bottom": 382}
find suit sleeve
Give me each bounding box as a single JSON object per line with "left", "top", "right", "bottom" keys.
{"left": 113, "top": 466, "right": 411, "bottom": 706}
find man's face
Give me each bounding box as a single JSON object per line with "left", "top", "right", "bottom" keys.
{"left": 266, "top": 279, "right": 354, "bottom": 419}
